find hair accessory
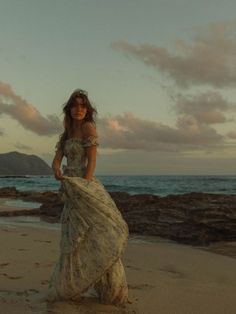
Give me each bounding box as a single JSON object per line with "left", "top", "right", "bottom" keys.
{"left": 73, "top": 89, "right": 88, "bottom": 96}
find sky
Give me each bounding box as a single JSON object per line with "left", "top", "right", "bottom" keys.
{"left": 0, "top": 0, "right": 236, "bottom": 175}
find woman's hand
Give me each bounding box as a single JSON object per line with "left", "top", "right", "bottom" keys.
{"left": 53, "top": 167, "right": 64, "bottom": 181}
{"left": 83, "top": 177, "right": 92, "bottom": 182}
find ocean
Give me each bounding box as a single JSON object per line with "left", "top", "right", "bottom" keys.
{"left": 0, "top": 175, "right": 235, "bottom": 196}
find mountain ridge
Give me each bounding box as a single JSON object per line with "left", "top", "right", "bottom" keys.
{"left": 0, "top": 151, "right": 53, "bottom": 175}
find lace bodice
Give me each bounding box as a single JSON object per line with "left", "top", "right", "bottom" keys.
{"left": 62, "top": 135, "right": 99, "bottom": 177}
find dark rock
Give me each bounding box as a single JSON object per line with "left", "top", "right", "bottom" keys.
{"left": 111, "top": 191, "right": 236, "bottom": 246}
{"left": 0, "top": 187, "right": 235, "bottom": 246}
{"left": 0, "top": 187, "right": 20, "bottom": 196}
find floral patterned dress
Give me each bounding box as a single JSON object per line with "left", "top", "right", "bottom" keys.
{"left": 47, "top": 136, "right": 129, "bottom": 305}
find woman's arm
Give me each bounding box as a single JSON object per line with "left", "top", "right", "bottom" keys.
{"left": 52, "top": 147, "right": 64, "bottom": 180}
{"left": 82, "top": 122, "right": 98, "bottom": 180}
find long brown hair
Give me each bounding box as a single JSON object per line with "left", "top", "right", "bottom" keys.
{"left": 55, "top": 89, "right": 98, "bottom": 152}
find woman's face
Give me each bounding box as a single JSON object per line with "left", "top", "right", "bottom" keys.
{"left": 70, "top": 97, "right": 87, "bottom": 121}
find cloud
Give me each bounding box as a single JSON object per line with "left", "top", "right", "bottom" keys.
{"left": 0, "top": 81, "right": 62, "bottom": 136}
{"left": 173, "top": 90, "right": 234, "bottom": 124}
{"left": 111, "top": 20, "right": 236, "bottom": 88}
{"left": 97, "top": 113, "right": 224, "bottom": 153}
{"left": 0, "top": 82, "right": 234, "bottom": 154}
{"left": 226, "top": 131, "right": 236, "bottom": 139}
{"left": 96, "top": 150, "right": 236, "bottom": 175}
{"left": 14, "top": 142, "right": 33, "bottom": 151}
{"left": 96, "top": 89, "right": 236, "bottom": 152}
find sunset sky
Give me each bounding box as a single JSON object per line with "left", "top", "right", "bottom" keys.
{"left": 0, "top": 0, "right": 236, "bottom": 175}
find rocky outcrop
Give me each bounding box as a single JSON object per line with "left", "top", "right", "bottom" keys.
{"left": 111, "top": 192, "right": 236, "bottom": 246}
{"left": 0, "top": 187, "right": 235, "bottom": 246}
{"left": 0, "top": 151, "right": 53, "bottom": 175}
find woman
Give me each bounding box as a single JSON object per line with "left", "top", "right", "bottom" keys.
{"left": 47, "top": 89, "right": 129, "bottom": 306}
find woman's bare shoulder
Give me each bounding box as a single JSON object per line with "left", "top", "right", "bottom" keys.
{"left": 82, "top": 121, "right": 97, "bottom": 138}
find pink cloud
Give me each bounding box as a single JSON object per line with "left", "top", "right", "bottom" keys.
{"left": 0, "top": 81, "right": 62, "bottom": 136}
{"left": 97, "top": 90, "right": 235, "bottom": 151}
{"left": 226, "top": 131, "right": 236, "bottom": 139}
{"left": 173, "top": 90, "right": 234, "bottom": 124}
{"left": 97, "top": 111, "right": 225, "bottom": 152}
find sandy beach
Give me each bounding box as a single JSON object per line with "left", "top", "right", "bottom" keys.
{"left": 0, "top": 221, "right": 236, "bottom": 314}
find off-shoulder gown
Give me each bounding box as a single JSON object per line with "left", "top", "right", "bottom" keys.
{"left": 47, "top": 136, "right": 129, "bottom": 305}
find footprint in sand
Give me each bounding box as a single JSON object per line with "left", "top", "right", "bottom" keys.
{"left": 10, "top": 248, "right": 28, "bottom": 251}
{"left": 126, "top": 264, "right": 154, "bottom": 274}
{"left": 33, "top": 240, "right": 52, "bottom": 243}
{"left": 128, "top": 283, "right": 155, "bottom": 290}
{"left": 126, "top": 265, "right": 141, "bottom": 271}
{"left": 41, "top": 280, "right": 49, "bottom": 285}
{"left": 0, "top": 262, "right": 10, "bottom": 267}
{"left": 159, "top": 266, "right": 185, "bottom": 278}
{"left": 34, "top": 262, "right": 54, "bottom": 268}
{"left": 1, "top": 273, "right": 23, "bottom": 279}
{"left": 28, "top": 288, "right": 40, "bottom": 293}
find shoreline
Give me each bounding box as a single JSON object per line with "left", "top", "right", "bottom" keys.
{"left": 0, "top": 211, "right": 236, "bottom": 260}
{"left": 0, "top": 189, "right": 236, "bottom": 258}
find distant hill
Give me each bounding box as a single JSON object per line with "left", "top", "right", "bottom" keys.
{"left": 0, "top": 151, "right": 53, "bottom": 175}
